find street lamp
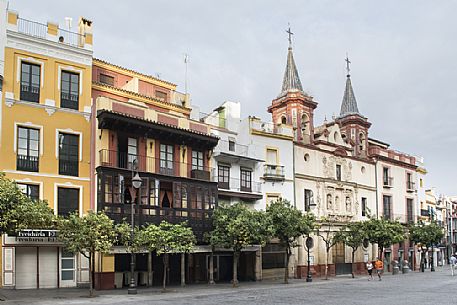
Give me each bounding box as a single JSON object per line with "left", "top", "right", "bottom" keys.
{"left": 305, "top": 235, "right": 314, "bottom": 282}
{"left": 128, "top": 170, "right": 142, "bottom": 295}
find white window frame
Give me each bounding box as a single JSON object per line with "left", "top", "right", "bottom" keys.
{"left": 53, "top": 182, "right": 83, "bottom": 216}
{"left": 55, "top": 129, "right": 83, "bottom": 161}
{"left": 14, "top": 122, "right": 44, "bottom": 156}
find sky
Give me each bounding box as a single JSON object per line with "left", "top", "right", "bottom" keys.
{"left": 9, "top": 0, "right": 457, "bottom": 195}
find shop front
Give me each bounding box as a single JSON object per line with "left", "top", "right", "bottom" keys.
{"left": 2, "top": 229, "right": 88, "bottom": 289}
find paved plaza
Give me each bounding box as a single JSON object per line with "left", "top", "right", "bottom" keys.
{"left": 1, "top": 267, "right": 456, "bottom": 305}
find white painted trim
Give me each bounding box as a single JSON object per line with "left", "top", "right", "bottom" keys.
{"left": 14, "top": 122, "right": 44, "bottom": 156}
{"left": 57, "top": 65, "right": 83, "bottom": 95}
{"left": 14, "top": 178, "right": 44, "bottom": 200}
{"left": 5, "top": 96, "right": 91, "bottom": 117}
{"left": 54, "top": 182, "right": 83, "bottom": 216}
{"left": 16, "top": 56, "right": 45, "bottom": 87}
{"left": 2, "top": 170, "right": 90, "bottom": 181}
{"left": 55, "top": 128, "right": 83, "bottom": 161}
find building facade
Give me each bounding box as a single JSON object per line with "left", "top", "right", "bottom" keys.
{"left": 0, "top": 3, "right": 93, "bottom": 289}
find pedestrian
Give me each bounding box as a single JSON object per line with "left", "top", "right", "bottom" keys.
{"left": 374, "top": 258, "right": 384, "bottom": 281}
{"left": 366, "top": 261, "right": 374, "bottom": 280}
{"left": 450, "top": 255, "right": 457, "bottom": 276}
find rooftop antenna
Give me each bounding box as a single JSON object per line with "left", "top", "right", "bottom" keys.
{"left": 156, "top": 72, "right": 161, "bottom": 79}
{"left": 64, "top": 17, "right": 72, "bottom": 31}
{"left": 184, "top": 53, "right": 189, "bottom": 94}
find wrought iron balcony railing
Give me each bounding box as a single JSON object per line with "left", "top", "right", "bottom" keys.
{"left": 17, "top": 155, "right": 39, "bottom": 172}
{"left": 263, "top": 164, "right": 285, "bottom": 180}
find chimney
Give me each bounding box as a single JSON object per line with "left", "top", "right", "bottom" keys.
{"left": 78, "top": 17, "right": 93, "bottom": 48}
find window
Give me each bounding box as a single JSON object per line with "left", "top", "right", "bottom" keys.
{"left": 240, "top": 168, "right": 252, "bottom": 192}
{"left": 266, "top": 148, "right": 278, "bottom": 165}
{"left": 20, "top": 62, "right": 40, "bottom": 102}
{"left": 99, "top": 73, "right": 114, "bottom": 86}
{"left": 281, "top": 116, "right": 287, "bottom": 124}
{"left": 304, "top": 189, "right": 313, "bottom": 212}
{"left": 336, "top": 164, "right": 342, "bottom": 181}
{"left": 383, "top": 195, "right": 392, "bottom": 220}
{"left": 61, "top": 251, "right": 75, "bottom": 281}
{"left": 17, "top": 126, "right": 39, "bottom": 172}
{"left": 61, "top": 71, "right": 79, "bottom": 110}
{"left": 361, "top": 197, "right": 367, "bottom": 216}
{"left": 406, "top": 173, "right": 414, "bottom": 190}
{"left": 407, "top": 198, "right": 414, "bottom": 223}
{"left": 383, "top": 167, "right": 390, "bottom": 186}
{"left": 267, "top": 194, "right": 280, "bottom": 206}
{"left": 228, "top": 139, "right": 235, "bottom": 152}
{"left": 159, "top": 144, "right": 174, "bottom": 175}
{"left": 59, "top": 133, "right": 79, "bottom": 176}
{"left": 420, "top": 178, "right": 423, "bottom": 187}
{"left": 218, "top": 164, "right": 230, "bottom": 189}
{"left": 192, "top": 150, "right": 204, "bottom": 170}
{"left": 17, "top": 183, "right": 39, "bottom": 201}
{"left": 127, "top": 137, "right": 138, "bottom": 170}
{"left": 58, "top": 187, "right": 79, "bottom": 216}
{"left": 155, "top": 90, "right": 167, "bottom": 100}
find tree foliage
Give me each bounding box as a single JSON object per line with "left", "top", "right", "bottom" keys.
{"left": 409, "top": 221, "right": 444, "bottom": 247}
{"left": 266, "top": 198, "right": 315, "bottom": 283}
{"left": 365, "top": 217, "right": 405, "bottom": 258}
{"left": 209, "top": 203, "right": 273, "bottom": 286}
{"left": 57, "top": 211, "right": 124, "bottom": 297}
{"left": 0, "top": 173, "right": 56, "bottom": 234}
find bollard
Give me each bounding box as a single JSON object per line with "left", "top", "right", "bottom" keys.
{"left": 392, "top": 260, "right": 399, "bottom": 275}
{"left": 402, "top": 260, "right": 410, "bottom": 274}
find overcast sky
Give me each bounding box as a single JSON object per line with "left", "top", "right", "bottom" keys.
{"left": 10, "top": 0, "right": 457, "bottom": 195}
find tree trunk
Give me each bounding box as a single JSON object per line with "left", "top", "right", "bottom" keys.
{"left": 181, "top": 253, "right": 186, "bottom": 287}
{"left": 89, "top": 252, "right": 94, "bottom": 297}
{"left": 351, "top": 250, "right": 355, "bottom": 278}
{"left": 284, "top": 248, "right": 290, "bottom": 284}
{"left": 325, "top": 248, "right": 330, "bottom": 280}
{"left": 420, "top": 251, "right": 425, "bottom": 272}
{"left": 209, "top": 248, "right": 215, "bottom": 284}
{"left": 232, "top": 251, "right": 239, "bottom": 287}
{"left": 162, "top": 253, "right": 168, "bottom": 292}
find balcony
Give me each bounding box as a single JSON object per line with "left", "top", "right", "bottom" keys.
{"left": 61, "top": 92, "right": 79, "bottom": 110}
{"left": 16, "top": 155, "right": 39, "bottom": 172}
{"left": 263, "top": 164, "right": 285, "bottom": 181}
{"left": 100, "top": 204, "right": 212, "bottom": 243}
{"left": 59, "top": 159, "right": 79, "bottom": 177}
{"left": 383, "top": 176, "right": 394, "bottom": 188}
{"left": 216, "top": 177, "right": 262, "bottom": 200}
{"left": 406, "top": 181, "right": 416, "bottom": 192}
{"left": 99, "top": 149, "right": 212, "bottom": 181}
{"left": 20, "top": 84, "right": 40, "bottom": 103}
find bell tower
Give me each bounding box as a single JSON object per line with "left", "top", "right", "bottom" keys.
{"left": 335, "top": 55, "right": 371, "bottom": 157}
{"left": 268, "top": 27, "right": 317, "bottom": 144}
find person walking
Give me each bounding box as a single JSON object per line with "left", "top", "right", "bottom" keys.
{"left": 366, "top": 261, "right": 374, "bottom": 281}
{"left": 450, "top": 255, "right": 457, "bottom": 276}
{"left": 374, "top": 258, "right": 384, "bottom": 281}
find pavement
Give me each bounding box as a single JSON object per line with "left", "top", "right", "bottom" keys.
{"left": 1, "top": 266, "right": 456, "bottom": 305}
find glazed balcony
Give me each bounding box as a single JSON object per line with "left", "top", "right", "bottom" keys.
{"left": 99, "top": 149, "right": 211, "bottom": 181}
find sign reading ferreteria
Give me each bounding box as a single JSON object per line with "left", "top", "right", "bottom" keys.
{"left": 4, "top": 229, "right": 60, "bottom": 245}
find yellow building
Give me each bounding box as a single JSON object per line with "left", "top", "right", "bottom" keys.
{"left": 0, "top": 4, "right": 93, "bottom": 289}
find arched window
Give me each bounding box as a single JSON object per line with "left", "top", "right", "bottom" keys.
{"left": 359, "top": 132, "right": 365, "bottom": 151}
{"left": 326, "top": 194, "right": 332, "bottom": 210}
{"left": 281, "top": 116, "right": 287, "bottom": 125}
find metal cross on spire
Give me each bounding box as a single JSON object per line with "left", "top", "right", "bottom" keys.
{"left": 345, "top": 53, "right": 351, "bottom": 76}
{"left": 286, "top": 24, "right": 293, "bottom": 47}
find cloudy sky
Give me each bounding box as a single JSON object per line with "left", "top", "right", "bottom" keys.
{"left": 10, "top": 0, "right": 457, "bottom": 194}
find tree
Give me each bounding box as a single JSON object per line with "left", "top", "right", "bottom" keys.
{"left": 409, "top": 221, "right": 444, "bottom": 272}
{"left": 334, "top": 221, "right": 366, "bottom": 278}
{"left": 58, "top": 211, "right": 124, "bottom": 297}
{"left": 0, "top": 173, "right": 56, "bottom": 234}
{"left": 136, "top": 221, "right": 195, "bottom": 291}
{"left": 266, "top": 198, "right": 315, "bottom": 283}
{"left": 365, "top": 217, "right": 405, "bottom": 259}
{"left": 316, "top": 217, "right": 339, "bottom": 280}
{"left": 209, "top": 203, "right": 273, "bottom": 287}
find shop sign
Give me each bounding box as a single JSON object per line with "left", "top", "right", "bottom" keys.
{"left": 4, "top": 229, "right": 60, "bottom": 245}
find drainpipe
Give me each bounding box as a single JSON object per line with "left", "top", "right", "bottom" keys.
{"left": 292, "top": 142, "right": 297, "bottom": 209}
{"left": 374, "top": 160, "right": 379, "bottom": 218}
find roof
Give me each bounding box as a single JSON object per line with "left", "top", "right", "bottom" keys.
{"left": 278, "top": 46, "right": 304, "bottom": 97}
{"left": 339, "top": 75, "right": 360, "bottom": 117}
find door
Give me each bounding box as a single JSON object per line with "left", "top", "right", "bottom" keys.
{"left": 333, "top": 242, "right": 351, "bottom": 275}
{"left": 16, "top": 247, "right": 37, "bottom": 289}
{"left": 39, "top": 247, "right": 58, "bottom": 288}
{"left": 60, "top": 250, "right": 76, "bottom": 287}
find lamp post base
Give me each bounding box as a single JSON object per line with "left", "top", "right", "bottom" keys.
{"left": 306, "top": 277, "right": 312, "bottom": 282}
{"left": 128, "top": 288, "right": 137, "bottom": 295}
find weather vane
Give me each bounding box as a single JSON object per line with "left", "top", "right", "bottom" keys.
{"left": 286, "top": 23, "right": 293, "bottom": 47}
{"left": 345, "top": 53, "right": 351, "bottom": 76}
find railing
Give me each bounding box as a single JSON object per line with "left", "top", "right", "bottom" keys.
{"left": 406, "top": 181, "right": 416, "bottom": 192}
{"left": 57, "top": 28, "right": 85, "bottom": 47}
{"left": 99, "top": 149, "right": 212, "bottom": 181}
{"left": 17, "top": 155, "right": 39, "bottom": 172}
{"left": 215, "top": 177, "right": 262, "bottom": 193}
{"left": 20, "top": 84, "right": 40, "bottom": 103}
{"left": 214, "top": 139, "right": 251, "bottom": 157}
{"left": 199, "top": 112, "right": 227, "bottom": 129}
{"left": 61, "top": 92, "right": 79, "bottom": 110}
{"left": 263, "top": 164, "right": 285, "bottom": 180}
{"left": 383, "top": 177, "right": 394, "bottom": 188}
{"left": 59, "top": 159, "right": 79, "bottom": 177}
{"left": 17, "top": 17, "right": 47, "bottom": 39}
{"left": 100, "top": 204, "right": 212, "bottom": 243}
{"left": 250, "top": 119, "right": 294, "bottom": 137}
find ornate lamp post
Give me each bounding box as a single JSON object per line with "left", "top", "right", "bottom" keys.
{"left": 305, "top": 235, "right": 314, "bottom": 282}
{"left": 128, "top": 171, "right": 142, "bottom": 295}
